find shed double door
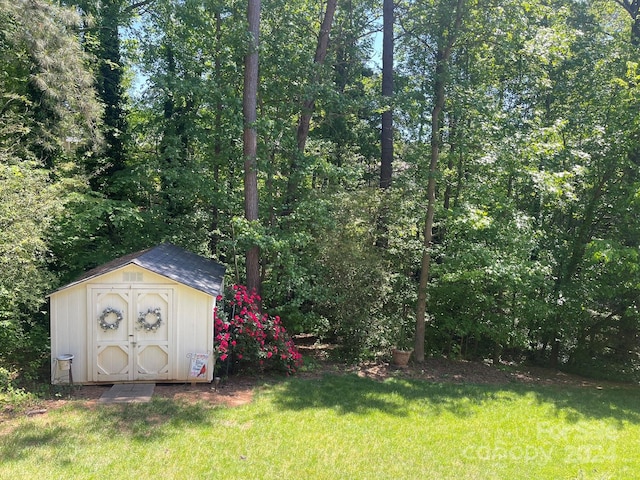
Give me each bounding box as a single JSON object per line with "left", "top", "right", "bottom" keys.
{"left": 91, "top": 288, "right": 173, "bottom": 382}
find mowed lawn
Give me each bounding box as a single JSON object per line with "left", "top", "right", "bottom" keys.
{"left": 1, "top": 374, "right": 639, "bottom": 479}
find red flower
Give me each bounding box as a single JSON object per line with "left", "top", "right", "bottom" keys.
{"left": 213, "top": 284, "right": 303, "bottom": 373}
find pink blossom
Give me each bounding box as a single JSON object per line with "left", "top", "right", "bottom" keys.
{"left": 213, "top": 284, "right": 304, "bottom": 373}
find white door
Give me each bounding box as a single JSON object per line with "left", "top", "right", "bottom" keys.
{"left": 91, "top": 288, "right": 173, "bottom": 382}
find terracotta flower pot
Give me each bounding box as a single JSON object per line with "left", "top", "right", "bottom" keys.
{"left": 391, "top": 348, "right": 412, "bottom": 367}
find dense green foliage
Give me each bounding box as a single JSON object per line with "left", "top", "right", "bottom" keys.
{"left": 0, "top": 0, "right": 101, "bottom": 376}
{"left": 1, "top": 0, "right": 639, "bottom": 381}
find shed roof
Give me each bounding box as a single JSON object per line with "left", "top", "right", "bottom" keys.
{"left": 54, "top": 243, "right": 226, "bottom": 297}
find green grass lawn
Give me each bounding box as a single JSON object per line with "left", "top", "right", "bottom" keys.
{"left": 1, "top": 374, "right": 639, "bottom": 479}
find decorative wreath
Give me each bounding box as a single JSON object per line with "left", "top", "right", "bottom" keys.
{"left": 98, "top": 307, "right": 123, "bottom": 331}
{"left": 137, "top": 307, "right": 163, "bottom": 332}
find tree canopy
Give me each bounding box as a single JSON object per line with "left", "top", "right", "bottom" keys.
{"left": 1, "top": 0, "right": 640, "bottom": 382}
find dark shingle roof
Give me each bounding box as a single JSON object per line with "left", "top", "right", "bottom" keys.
{"left": 56, "top": 243, "right": 226, "bottom": 297}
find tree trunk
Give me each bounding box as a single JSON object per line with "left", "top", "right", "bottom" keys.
{"left": 443, "top": 115, "right": 457, "bottom": 211}
{"left": 634, "top": 17, "right": 640, "bottom": 45}
{"left": 615, "top": 0, "right": 640, "bottom": 45}
{"left": 414, "top": 51, "right": 445, "bottom": 362}
{"left": 296, "top": 0, "right": 337, "bottom": 152}
{"left": 243, "top": 0, "right": 261, "bottom": 296}
{"left": 414, "top": 0, "right": 465, "bottom": 362}
{"left": 547, "top": 173, "right": 610, "bottom": 366}
{"left": 210, "top": 9, "right": 223, "bottom": 258}
{"left": 380, "top": 0, "right": 394, "bottom": 189}
{"left": 90, "top": 0, "right": 127, "bottom": 197}
{"left": 284, "top": 0, "right": 337, "bottom": 212}
{"left": 375, "top": 0, "right": 395, "bottom": 248}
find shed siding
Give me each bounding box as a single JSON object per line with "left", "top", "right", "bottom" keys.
{"left": 51, "top": 264, "right": 216, "bottom": 384}
{"left": 50, "top": 283, "right": 88, "bottom": 384}
{"left": 88, "top": 265, "right": 170, "bottom": 287}
{"left": 174, "top": 284, "right": 215, "bottom": 380}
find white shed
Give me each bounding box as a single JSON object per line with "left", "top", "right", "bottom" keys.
{"left": 49, "top": 243, "right": 225, "bottom": 385}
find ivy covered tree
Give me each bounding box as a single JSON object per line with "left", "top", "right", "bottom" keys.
{"left": 0, "top": 0, "right": 102, "bottom": 375}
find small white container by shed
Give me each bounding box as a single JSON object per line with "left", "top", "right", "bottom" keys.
{"left": 49, "top": 243, "right": 225, "bottom": 384}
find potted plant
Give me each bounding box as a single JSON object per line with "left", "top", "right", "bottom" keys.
{"left": 391, "top": 323, "right": 413, "bottom": 367}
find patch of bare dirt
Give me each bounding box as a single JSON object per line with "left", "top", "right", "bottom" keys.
{"left": 349, "top": 357, "right": 621, "bottom": 389}
{"left": 154, "top": 378, "right": 256, "bottom": 407}
{"left": 37, "top": 375, "right": 258, "bottom": 412}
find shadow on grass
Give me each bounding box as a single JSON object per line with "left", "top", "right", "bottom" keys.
{"left": 269, "top": 373, "right": 640, "bottom": 425}
{"left": 0, "top": 397, "right": 219, "bottom": 462}
{"left": 0, "top": 423, "right": 70, "bottom": 461}
{"left": 87, "top": 397, "right": 218, "bottom": 440}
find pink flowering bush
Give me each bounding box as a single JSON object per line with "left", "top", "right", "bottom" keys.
{"left": 214, "top": 285, "right": 303, "bottom": 374}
